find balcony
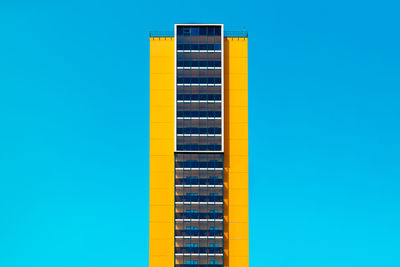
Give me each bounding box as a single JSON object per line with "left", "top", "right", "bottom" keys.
{"left": 175, "top": 178, "right": 223, "bottom": 186}
{"left": 175, "top": 213, "right": 223, "bottom": 220}
{"left": 175, "top": 247, "right": 223, "bottom": 254}
{"left": 175, "top": 230, "right": 223, "bottom": 237}
{"left": 177, "top": 111, "right": 222, "bottom": 118}
{"left": 177, "top": 94, "right": 222, "bottom": 101}
{"left": 175, "top": 195, "right": 223, "bottom": 202}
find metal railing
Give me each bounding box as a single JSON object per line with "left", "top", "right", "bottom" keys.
{"left": 224, "top": 31, "right": 248, "bottom": 37}
{"left": 149, "top": 31, "right": 174, "bottom": 37}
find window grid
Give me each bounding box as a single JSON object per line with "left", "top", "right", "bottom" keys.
{"left": 175, "top": 25, "right": 224, "bottom": 267}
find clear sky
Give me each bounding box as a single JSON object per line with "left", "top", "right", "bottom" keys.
{"left": 0, "top": 0, "right": 399, "bottom": 266}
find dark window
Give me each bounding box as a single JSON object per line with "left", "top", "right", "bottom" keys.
{"left": 199, "top": 27, "right": 207, "bottom": 35}
{"left": 208, "top": 26, "right": 215, "bottom": 35}
{"left": 183, "top": 27, "right": 190, "bottom": 36}
{"left": 177, "top": 27, "right": 183, "bottom": 35}
{"left": 199, "top": 61, "right": 207, "bottom": 67}
{"left": 191, "top": 27, "right": 200, "bottom": 36}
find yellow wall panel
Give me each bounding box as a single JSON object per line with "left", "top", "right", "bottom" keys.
{"left": 228, "top": 173, "right": 249, "bottom": 189}
{"left": 150, "top": 90, "right": 175, "bottom": 106}
{"left": 150, "top": 74, "right": 174, "bottom": 89}
{"left": 229, "top": 189, "right": 248, "bottom": 206}
{"left": 149, "top": 255, "right": 174, "bottom": 266}
{"left": 149, "top": 37, "right": 174, "bottom": 267}
{"left": 149, "top": 204, "right": 174, "bottom": 222}
{"left": 149, "top": 238, "right": 175, "bottom": 255}
{"left": 149, "top": 172, "right": 174, "bottom": 189}
{"left": 229, "top": 239, "right": 250, "bottom": 257}
{"left": 150, "top": 107, "right": 174, "bottom": 123}
{"left": 229, "top": 89, "right": 248, "bottom": 106}
{"left": 229, "top": 106, "right": 248, "bottom": 124}
{"left": 150, "top": 141, "right": 174, "bottom": 156}
{"left": 150, "top": 123, "right": 174, "bottom": 140}
{"left": 228, "top": 140, "right": 249, "bottom": 156}
{"left": 149, "top": 155, "right": 174, "bottom": 170}
{"left": 229, "top": 123, "right": 248, "bottom": 139}
{"left": 229, "top": 205, "right": 249, "bottom": 223}
{"left": 229, "top": 58, "right": 248, "bottom": 74}
{"left": 229, "top": 223, "right": 249, "bottom": 239}
{"left": 228, "top": 257, "right": 249, "bottom": 267}
{"left": 149, "top": 222, "right": 174, "bottom": 239}
{"left": 149, "top": 58, "right": 174, "bottom": 73}
{"left": 227, "top": 74, "right": 248, "bottom": 90}
{"left": 229, "top": 156, "right": 249, "bottom": 172}
{"left": 150, "top": 188, "right": 174, "bottom": 206}
{"left": 224, "top": 36, "right": 249, "bottom": 267}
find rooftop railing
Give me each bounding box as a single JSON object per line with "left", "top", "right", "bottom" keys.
{"left": 149, "top": 31, "right": 174, "bottom": 37}
{"left": 149, "top": 31, "right": 248, "bottom": 37}
{"left": 224, "top": 31, "right": 248, "bottom": 37}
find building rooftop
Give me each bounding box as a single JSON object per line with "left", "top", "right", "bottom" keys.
{"left": 149, "top": 30, "right": 248, "bottom": 38}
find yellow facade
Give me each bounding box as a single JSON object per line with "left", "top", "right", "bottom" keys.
{"left": 224, "top": 37, "right": 249, "bottom": 267}
{"left": 149, "top": 36, "right": 175, "bottom": 267}
{"left": 149, "top": 36, "right": 248, "bottom": 267}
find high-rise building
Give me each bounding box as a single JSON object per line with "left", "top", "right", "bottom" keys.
{"left": 149, "top": 24, "right": 248, "bottom": 267}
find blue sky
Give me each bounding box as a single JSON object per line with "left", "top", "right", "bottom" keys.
{"left": 0, "top": 0, "right": 399, "bottom": 266}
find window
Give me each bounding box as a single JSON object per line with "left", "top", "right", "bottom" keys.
{"left": 177, "top": 27, "right": 183, "bottom": 35}
{"left": 191, "top": 27, "right": 200, "bottom": 36}
{"left": 186, "top": 210, "right": 198, "bottom": 213}
{"left": 207, "top": 26, "right": 215, "bottom": 35}
{"left": 183, "top": 27, "right": 190, "bottom": 35}
{"left": 199, "top": 27, "right": 207, "bottom": 35}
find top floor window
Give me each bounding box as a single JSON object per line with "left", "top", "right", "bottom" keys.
{"left": 177, "top": 26, "right": 222, "bottom": 36}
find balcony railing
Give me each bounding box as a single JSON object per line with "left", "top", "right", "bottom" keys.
{"left": 175, "top": 230, "right": 223, "bottom": 236}
{"left": 175, "top": 178, "right": 223, "bottom": 186}
{"left": 175, "top": 195, "right": 223, "bottom": 202}
{"left": 149, "top": 31, "right": 174, "bottom": 37}
{"left": 175, "top": 247, "right": 223, "bottom": 253}
{"left": 175, "top": 265, "right": 223, "bottom": 267}
{"left": 175, "top": 161, "right": 223, "bottom": 168}
{"left": 177, "top": 94, "right": 222, "bottom": 101}
{"left": 175, "top": 213, "right": 223, "bottom": 219}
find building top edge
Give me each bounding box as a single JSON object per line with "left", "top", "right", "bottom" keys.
{"left": 149, "top": 31, "right": 248, "bottom": 38}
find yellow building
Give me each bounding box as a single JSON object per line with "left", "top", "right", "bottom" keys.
{"left": 149, "top": 24, "right": 248, "bottom": 267}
